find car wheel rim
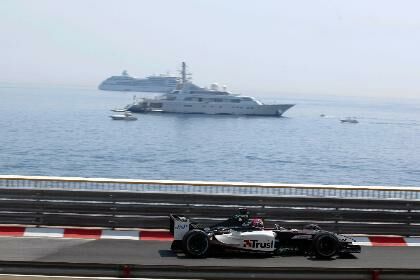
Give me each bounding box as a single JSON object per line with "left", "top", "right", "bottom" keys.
{"left": 318, "top": 236, "right": 336, "bottom": 256}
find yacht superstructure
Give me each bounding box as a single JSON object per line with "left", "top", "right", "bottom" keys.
{"left": 99, "top": 70, "right": 178, "bottom": 93}
{"left": 127, "top": 82, "right": 294, "bottom": 116}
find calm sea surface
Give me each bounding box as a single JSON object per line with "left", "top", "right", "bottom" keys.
{"left": 0, "top": 87, "right": 419, "bottom": 186}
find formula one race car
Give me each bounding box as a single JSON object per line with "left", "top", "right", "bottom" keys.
{"left": 170, "top": 208, "right": 360, "bottom": 259}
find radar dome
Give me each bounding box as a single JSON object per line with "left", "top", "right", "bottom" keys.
{"left": 210, "top": 83, "right": 219, "bottom": 91}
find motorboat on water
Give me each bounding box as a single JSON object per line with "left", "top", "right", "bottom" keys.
{"left": 114, "top": 62, "right": 294, "bottom": 116}
{"left": 111, "top": 108, "right": 128, "bottom": 112}
{"left": 126, "top": 82, "right": 294, "bottom": 116}
{"left": 110, "top": 111, "right": 137, "bottom": 121}
{"left": 126, "top": 80, "right": 295, "bottom": 116}
{"left": 340, "top": 117, "right": 358, "bottom": 124}
{"left": 126, "top": 63, "right": 294, "bottom": 116}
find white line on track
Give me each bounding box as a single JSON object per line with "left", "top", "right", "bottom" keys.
{"left": 100, "top": 229, "right": 139, "bottom": 240}
{"left": 23, "top": 228, "right": 64, "bottom": 238}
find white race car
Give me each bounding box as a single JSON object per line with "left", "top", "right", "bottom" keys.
{"left": 170, "top": 208, "right": 361, "bottom": 259}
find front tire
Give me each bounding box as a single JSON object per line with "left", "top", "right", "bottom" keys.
{"left": 312, "top": 232, "right": 339, "bottom": 259}
{"left": 182, "top": 229, "right": 210, "bottom": 258}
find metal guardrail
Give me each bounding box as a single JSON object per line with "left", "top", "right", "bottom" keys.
{"left": 1, "top": 261, "right": 420, "bottom": 279}
{"left": 1, "top": 180, "right": 420, "bottom": 235}
{"left": 1, "top": 175, "right": 420, "bottom": 200}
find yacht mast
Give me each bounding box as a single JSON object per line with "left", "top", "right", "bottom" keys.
{"left": 178, "top": 62, "right": 192, "bottom": 87}
{"left": 181, "top": 62, "right": 187, "bottom": 85}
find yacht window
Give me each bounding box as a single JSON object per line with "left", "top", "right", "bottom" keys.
{"left": 214, "top": 98, "right": 223, "bottom": 102}
{"left": 230, "top": 99, "right": 240, "bottom": 103}
{"left": 184, "top": 97, "right": 193, "bottom": 101}
{"left": 150, "top": 103, "right": 162, "bottom": 108}
{"left": 167, "top": 96, "right": 176, "bottom": 100}
{"left": 241, "top": 97, "right": 252, "bottom": 101}
{"left": 198, "top": 98, "right": 203, "bottom": 102}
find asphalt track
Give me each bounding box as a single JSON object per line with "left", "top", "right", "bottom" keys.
{"left": 0, "top": 237, "right": 419, "bottom": 269}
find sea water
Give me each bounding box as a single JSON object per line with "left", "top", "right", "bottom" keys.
{"left": 0, "top": 86, "right": 419, "bottom": 187}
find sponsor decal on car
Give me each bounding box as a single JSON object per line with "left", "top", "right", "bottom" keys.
{"left": 174, "top": 224, "right": 189, "bottom": 230}
{"left": 292, "top": 234, "right": 312, "bottom": 239}
{"left": 243, "top": 239, "right": 274, "bottom": 249}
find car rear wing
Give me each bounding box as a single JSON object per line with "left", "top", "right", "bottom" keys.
{"left": 169, "top": 214, "right": 191, "bottom": 240}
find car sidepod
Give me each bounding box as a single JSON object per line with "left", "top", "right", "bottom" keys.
{"left": 214, "top": 230, "right": 277, "bottom": 252}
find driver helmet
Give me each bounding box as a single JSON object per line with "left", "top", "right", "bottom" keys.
{"left": 250, "top": 218, "right": 264, "bottom": 228}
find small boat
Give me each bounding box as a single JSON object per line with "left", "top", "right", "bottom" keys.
{"left": 111, "top": 104, "right": 131, "bottom": 112}
{"left": 111, "top": 108, "right": 128, "bottom": 112}
{"left": 340, "top": 117, "right": 358, "bottom": 124}
{"left": 110, "top": 111, "right": 137, "bottom": 121}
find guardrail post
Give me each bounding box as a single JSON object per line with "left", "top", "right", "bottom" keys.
{"left": 407, "top": 202, "right": 412, "bottom": 236}
{"left": 334, "top": 206, "right": 340, "bottom": 233}
{"left": 109, "top": 193, "right": 116, "bottom": 229}
{"left": 334, "top": 199, "right": 342, "bottom": 233}
{"left": 371, "top": 269, "right": 380, "bottom": 280}
{"left": 120, "top": 264, "right": 131, "bottom": 277}
{"left": 34, "top": 190, "right": 43, "bottom": 227}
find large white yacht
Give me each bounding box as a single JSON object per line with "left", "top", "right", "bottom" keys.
{"left": 127, "top": 82, "right": 294, "bottom": 116}
{"left": 98, "top": 70, "right": 178, "bottom": 93}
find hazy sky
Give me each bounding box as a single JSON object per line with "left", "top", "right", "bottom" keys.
{"left": 1, "top": 0, "right": 420, "bottom": 98}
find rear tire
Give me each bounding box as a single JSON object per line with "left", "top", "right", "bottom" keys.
{"left": 182, "top": 229, "right": 209, "bottom": 258}
{"left": 312, "top": 232, "right": 339, "bottom": 259}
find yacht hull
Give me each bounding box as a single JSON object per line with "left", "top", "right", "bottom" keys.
{"left": 128, "top": 103, "right": 294, "bottom": 116}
